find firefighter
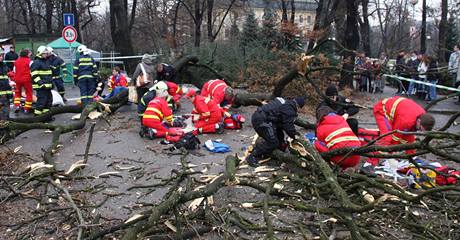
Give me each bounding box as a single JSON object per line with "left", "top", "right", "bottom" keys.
{"left": 13, "top": 49, "right": 33, "bottom": 113}
{"left": 140, "top": 96, "right": 180, "bottom": 140}
{"left": 317, "top": 85, "right": 359, "bottom": 118}
{"left": 0, "top": 49, "right": 12, "bottom": 119}
{"left": 165, "top": 81, "right": 183, "bottom": 111}
{"left": 137, "top": 81, "right": 169, "bottom": 119}
{"left": 46, "top": 46, "right": 68, "bottom": 101}
{"left": 105, "top": 66, "right": 128, "bottom": 99}
{"left": 373, "top": 96, "right": 435, "bottom": 152}
{"left": 156, "top": 63, "right": 177, "bottom": 82}
{"left": 73, "top": 45, "right": 98, "bottom": 106}
{"left": 185, "top": 89, "right": 223, "bottom": 135}
{"left": 246, "top": 96, "right": 305, "bottom": 167}
{"left": 200, "top": 79, "right": 235, "bottom": 117}
{"left": 31, "top": 46, "right": 53, "bottom": 116}
{"left": 314, "top": 106, "right": 362, "bottom": 170}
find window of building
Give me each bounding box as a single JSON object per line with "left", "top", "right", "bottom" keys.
{"left": 307, "top": 15, "right": 312, "bottom": 24}
{"left": 299, "top": 15, "right": 303, "bottom": 23}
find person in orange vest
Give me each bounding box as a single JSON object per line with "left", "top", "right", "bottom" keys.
{"left": 140, "top": 96, "right": 181, "bottom": 140}
{"left": 314, "top": 106, "right": 362, "bottom": 170}
{"left": 373, "top": 96, "right": 435, "bottom": 151}
{"left": 200, "top": 79, "right": 235, "bottom": 117}
{"left": 165, "top": 81, "right": 183, "bottom": 111}
{"left": 185, "top": 89, "right": 224, "bottom": 134}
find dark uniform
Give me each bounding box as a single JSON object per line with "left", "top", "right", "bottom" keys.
{"left": 4, "top": 50, "right": 18, "bottom": 71}
{"left": 48, "top": 54, "right": 66, "bottom": 98}
{"left": 157, "top": 63, "right": 176, "bottom": 82}
{"left": 73, "top": 54, "right": 98, "bottom": 105}
{"left": 317, "top": 95, "right": 359, "bottom": 116}
{"left": 137, "top": 89, "right": 157, "bottom": 119}
{"left": 247, "top": 97, "right": 304, "bottom": 166}
{"left": 31, "top": 56, "right": 53, "bottom": 115}
{"left": 0, "top": 61, "right": 12, "bottom": 119}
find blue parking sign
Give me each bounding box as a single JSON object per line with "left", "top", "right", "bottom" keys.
{"left": 63, "top": 13, "right": 74, "bottom": 26}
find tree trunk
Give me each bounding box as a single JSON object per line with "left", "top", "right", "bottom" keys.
{"left": 71, "top": 0, "right": 81, "bottom": 42}
{"left": 194, "top": 0, "right": 202, "bottom": 47}
{"left": 360, "top": 0, "right": 370, "bottom": 56}
{"left": 344, "top": 0, "right": 359, "bottom": 51}
{"left": 109, "top": 0, "right": 135, "bottom": 70}
{"left": 281, "top": 0, "right": 288, "bottom": 22}
{"left": 438, "top": 0, "right": 448, "bottom": 63}
{"left": 45, "top": 0, "right": 53, "bottom": 33}
{"left": 421, "top": 0, "right": 427, "bottom": 53}
{"left": 289, "top": 0, "right": 295, "bottom": 24}
{"left": 207, "top": 0, "right": 214, "bottom": 41}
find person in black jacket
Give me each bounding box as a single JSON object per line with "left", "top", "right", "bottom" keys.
{"left": 47, "top": 47, "right": 68, "bottom": 101}
{"left": 426, "top": 56, "right": 439, "bottom": 101}
{"left": 246, "top": 96, "right": 305, "bottom": 167}
{"left": 4, "top": 45, "right": 18, "bottom": 71}
{"left": 31, "top": 46, "right": 53, "bottom": 116}
{"left": 317, "top": 85, "right": 359, "bottom": 118}
{"left": 0, "top": 49, "right": 12, "bottom": 120}
{"left": 156, "top": 63, "right": 176, "bottom": 82}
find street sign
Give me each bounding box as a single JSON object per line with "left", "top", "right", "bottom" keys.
{"left": 63, "top": 13, "right": 74, "bottom": 26}
{"left": 62, "top": 26, "right": 78, "bottom": 43}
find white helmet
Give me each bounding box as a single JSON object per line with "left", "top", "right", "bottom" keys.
{"left": 37, "top": 46, "right": 49, "bottom": 56}
{"left": 152, "top": 81, "right": 168, "bottom": 97}
{"left": 77, "top": 45, "right": 88, "bottom": 54}
{"left": 46, "top": 46, "right": 53, "bottom": 53}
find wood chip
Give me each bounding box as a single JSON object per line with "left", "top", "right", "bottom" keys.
{"left": 188, "top": 197, "right": 204, "bottom": 211}
{"left": 125, "top": 214, "right": 143, "bottom": 223}
{"left": 322, "top": 217, "right": 338, "bottom": 223}
{"left": 88, "top": 111, "right": 102, "bottom": 119}
{"left": 13, "top": 146, "right": 22, "bottom": 153}
{"left": 254, "top": 166, "right": 276, "bottom": 173}
{"left": 65, "top": 160, "right": 87, "bottom": 175}
{"left": 242, "top": 203, "right": 254, "bottom": 208}
{"left": 164, "top": 220, "right": 177, "bottom": 232}
{"left": 273, "top": 183, "right": 284, "bottom": 191}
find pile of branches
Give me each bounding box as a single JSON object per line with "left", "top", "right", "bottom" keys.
{"left": 0, "top": 44, "right": 459, "bottom": 239}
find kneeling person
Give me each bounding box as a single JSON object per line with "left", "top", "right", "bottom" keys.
{"left": 314, "top": 106, "right": 361, "bottom": 170}
{"left": 185, "top": 89, "right": 223, "bottom": 134}
{"left": 246, "top": 97, "right": 305, "bottom": 167}
{"left": 141, "top": 96, "right": 177, "bottom": 139}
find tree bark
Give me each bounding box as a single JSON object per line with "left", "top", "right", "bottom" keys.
{"left": 421, "top": 0, "right": 427, "bottom": 53}
{"left": 438, "top": 0, "right": 448, "bottom": 63}
{"left": 194, "top": 0, "right": 203, "bottom": 47}
{"left": 45, "top": 0, "right": 53, "bottom": 33}
{"left": 289, "top": 0, "right": 295, "bottom": 24}
{"left": 281, "top": 0, "right": 288, "bottom": 23}
{"left": 359, "top": 0, "right": 370, "bottom": 56}
{"left": 344, "top": 0, "right": 359, "bottom": 51}
{"left": 207, "top": 0, "right": 214, "bottom": 41}
{"left": 109, "top": 0, "right": 135, "bottom": 71}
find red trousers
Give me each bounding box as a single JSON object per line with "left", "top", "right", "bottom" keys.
{"left": 194, "top": 112, "right": 221, "bottom": 134}
{"left": 357, "top": 128, "right": 380, "bottom": 166}
{"left": 14, "top": 81, "right": 33, "bottom": 110}
{"left": 142, "top": 119, "right": 169, "bottom": 137}
{"left": 314, "top": 141, "right": 360, "bottom": 169}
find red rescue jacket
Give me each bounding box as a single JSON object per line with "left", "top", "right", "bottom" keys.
{"left": 142, "top": 97, "right": 173, "bottom": 123}
{"left": 374, "top": 96, "right": 425, "bottom": 145}
{"left": 192, "top": 95, "right": 221, "bottom": 121}
{"left": 201, "top": 79, "right": 233, "bottom": 111}
{"left": 108, "top": 74, "right": 128, "bottom": 91}
{"left": 13, "top": 56, "right": 31, "bottom": 83}
{"left": 166, "top": 81, "right": 182, "bottom": 102}
{"left": 314, "top": 113, "right": 361, "bottom": 168}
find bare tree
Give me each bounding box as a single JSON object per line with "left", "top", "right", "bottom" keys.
{"left": 438, "top": 0, "right": 448, "bottom": 63}
{"left": 109, "top": 0, "right": 134, "bottom": 68}
{"left": 421, "top": 0, "right": 427, "bottom": 53}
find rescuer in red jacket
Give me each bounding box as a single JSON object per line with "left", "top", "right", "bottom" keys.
{"left": 165, "top": 81, "right": 183, "bottom": 110}
{"left": 185, "top": 89, "right": 224, "bottom": 134}
{"left": 200, "top": 79, "right": 234, "bottom": 117}
{"left": 314, "top": 106, "right": 362, "bottom": 169}
{"left": 13, "top": 49, "right": 33, "bottom": 113}
{"left": 140, "top": 96, "right": 176, "bottom": 139}
{"left": 373, "top": 96, "right": 435, "bottom": 153}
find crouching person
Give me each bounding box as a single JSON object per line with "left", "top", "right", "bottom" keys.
{"left": 314, "top": 106, "right": 361, "bottom": 170}
{"left": 140, "top": 96, "right": 182, "bottom": 140}
{"left": 185, "top": 89, "right": 223, "bottom": 134}
{"left": 246, "top": 97, "right": 305, "bottom": 167}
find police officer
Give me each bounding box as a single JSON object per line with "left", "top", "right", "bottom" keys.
{"left": 31, "top": 46, "right": 53, "bottom": 115}
{"left": 47, "top": 47, "right": 68, "bottom": 102}
{"left": 317, "top": 85, "right": 359, "bottom": 119}
{"left": 246, "top": 96, "right": 305, "bottom": 167}
{"left": 0, "top": 49, "right": 12, "bottom": 120}
{"left": 73, "top": 45, "right": 98, "bottom": 106}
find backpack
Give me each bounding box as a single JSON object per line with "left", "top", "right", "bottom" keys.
{"left": 170, "top": 132, "right": 201, "bottom": 151}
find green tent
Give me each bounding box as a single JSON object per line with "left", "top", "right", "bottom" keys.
{"left": 47, "top": 37, "right": 81, "bottom": 49}
{"left": 47, "top": 37, "right": 82, "bottom": 83}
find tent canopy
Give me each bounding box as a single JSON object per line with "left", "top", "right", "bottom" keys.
{"left": 47, "top": 37, "right": 81, "bottom": 49}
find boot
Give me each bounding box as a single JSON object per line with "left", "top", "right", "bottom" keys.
{"left": 246, "top": 153, "right": 259, "bottom": 167}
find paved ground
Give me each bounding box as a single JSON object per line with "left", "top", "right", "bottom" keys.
{"left": 1, "top": 83, "right": 459, "bottom": 238}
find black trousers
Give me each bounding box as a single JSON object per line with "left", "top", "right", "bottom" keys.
{"left": 456, "top": 81, "right": 460, "bottom": 102}
{"left": 35, "top": 89, "right": 52, "bottom": 115}
{"left": 53, "top": 78, "right": 65, "bottom": 95}
{"left": 251, "top": 111, "right": 285, "bottom": 157}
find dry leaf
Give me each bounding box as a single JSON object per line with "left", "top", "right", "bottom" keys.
{"left": 188, "top": 197, "right": 204, "bottom": 211}
{"left": 164, "top": 220, "right": 177, "bottom": 232}
{"left": 125, "top": 214, "right": 143, "bottom": 223}
{"left": 361, "top": 191, "right": 375, "bottom": 203}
